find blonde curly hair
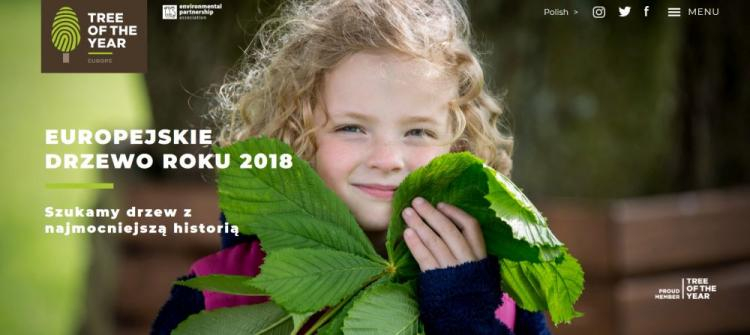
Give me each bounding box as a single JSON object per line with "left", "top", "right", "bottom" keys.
{"left": 211, "top": 0, "right": 513, "bottom": 175}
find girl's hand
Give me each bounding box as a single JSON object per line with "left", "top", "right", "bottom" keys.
{"left": 401, "top": 197, "right": 487, "bottom": 271}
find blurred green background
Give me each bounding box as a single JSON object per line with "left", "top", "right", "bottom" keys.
{"left": 0, "top": 1, "right": 149, "bottom": 334}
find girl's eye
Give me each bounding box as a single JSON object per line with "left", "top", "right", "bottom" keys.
{"left": 335, "top": 125, "right": 365, "bottom": 134}
{"left": 405, "top": 128, "right": 435, "bottom": 138}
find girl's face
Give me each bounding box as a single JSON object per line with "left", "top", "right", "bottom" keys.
{"left": 313, "top": 50, "right": 456, "bottom": 237}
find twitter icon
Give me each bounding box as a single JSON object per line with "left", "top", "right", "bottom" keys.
{"left": 619, "top": 6, "right": 631, "bottom": 17}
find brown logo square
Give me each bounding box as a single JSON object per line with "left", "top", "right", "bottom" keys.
{"left": 42, "top": 0, "right": 147, "bottom": 73}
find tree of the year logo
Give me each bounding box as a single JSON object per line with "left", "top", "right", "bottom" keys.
{"left": 51, "top": 6, "right": 81, "bottom": 63}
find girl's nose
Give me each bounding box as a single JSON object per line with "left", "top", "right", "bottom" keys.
{"left": 367, "top": 139, "right": 405, "bottom": 172}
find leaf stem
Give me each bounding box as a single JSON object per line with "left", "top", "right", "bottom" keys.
{"left": 301, "top": 274, "right": 385, "bottom": 335}
{"left": 301, "top": 297, "right": 347, "bottom": 335}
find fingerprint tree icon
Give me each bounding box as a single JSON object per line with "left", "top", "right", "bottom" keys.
{"left": 51, "top": 6, "right": 81, "bottom": 64}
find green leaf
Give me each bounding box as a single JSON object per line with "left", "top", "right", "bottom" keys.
{"left": 317, "top": 315, "right": 344, "bottom": 335}
{"left": 245, "top": 214, "right": 380, "bottom": 262}
{"left": 386, "top": 152, "right": 483, "bottom": 258}
{"left": 342, "top": 282, "right": 420, "bottom": 335}
{"left": 250, "top": 248, "right": 386, "bottom": 313}
{"left": 316, "top": 294, "right": 357, "bottom": 335}
{"left": 484, "top": 167, "right": 563, "bottom": 250}
{"left": 209, "top": 139, "right": 585, "bottom": 328}
{"left": 386, "top": 153, "right": 559, "bottom": 280}
{"left": 384, "top": 152, "right": 582, "bottom": 324}
{"left": 317, "top": 278, "right": 389, "bottom": 335}
{"left": 176, "top": 274, "right": 266, "bottom": 296}
{"left": 215, "top": 137, "right": 380, "bottom": 260}
{"left": 172, "top": 303, "right": 293, "bottom": 335}
{"left": 500, "top": 250, "right": 585, "bottom": 325}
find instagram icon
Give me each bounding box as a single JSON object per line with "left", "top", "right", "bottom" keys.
{"left": 592, "top": 6, "right": 606, "bottom": 18}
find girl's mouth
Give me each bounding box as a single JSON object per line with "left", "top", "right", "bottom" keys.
{"left": 352, "top": 183, "right": 398, "bottom": 200}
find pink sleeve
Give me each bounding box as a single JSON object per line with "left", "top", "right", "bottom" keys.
{"left": 495, "top": 293, "right": 516, "bottom": 330}
{"left": 189, "top": 240, "right": 268, "bottom": 310}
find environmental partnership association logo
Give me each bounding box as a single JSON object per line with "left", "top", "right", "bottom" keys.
{"left": 42, "top": 0, "right": 147, "bottom": 73}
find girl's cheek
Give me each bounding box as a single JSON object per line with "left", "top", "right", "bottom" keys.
{"left": 405, "top": 145, "right": 450, "bottom": 169}
{"left": 315, "top": 136, "right": 364, "bottom": 174}
{"left": 318, "top": 137, "right": 362, "bottom": 160}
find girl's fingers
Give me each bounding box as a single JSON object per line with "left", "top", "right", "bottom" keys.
{"left": 403, "top": 228, "right": 439, "bottom": 271}
{"left": 402, "top": 206, "right": 459, "bottom": 268}
{"left": 409, "top": 197, "right": 475, "bottom": 263}
{"left": 436, "top": 202, "right": 487, "bottom": 259}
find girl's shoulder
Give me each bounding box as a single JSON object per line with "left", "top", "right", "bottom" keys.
{"left": 190, "top": 236, "right": 267, "bottom": 310}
